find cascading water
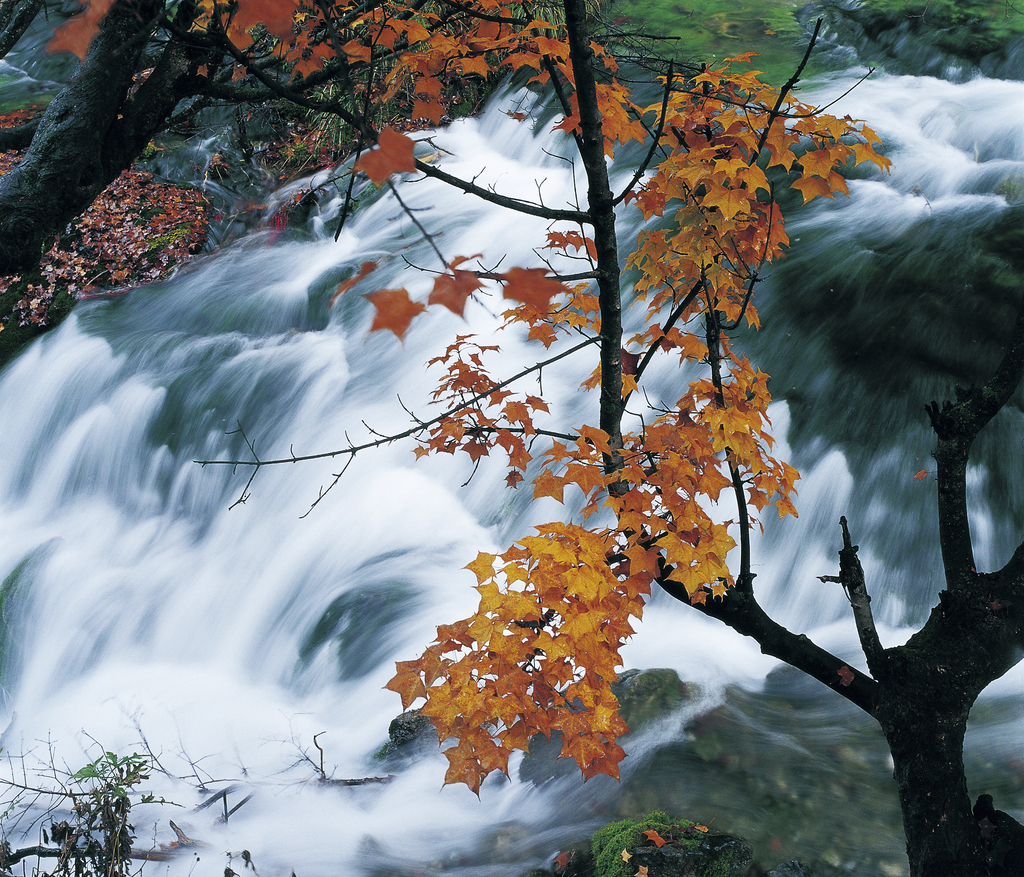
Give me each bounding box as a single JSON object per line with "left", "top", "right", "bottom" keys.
{"left": 2, "top": 23, "right": 1024, "bottom": 877}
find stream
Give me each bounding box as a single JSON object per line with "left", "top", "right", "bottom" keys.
{"left": 1, "top": 7, "right": 1023, "bottom": 876}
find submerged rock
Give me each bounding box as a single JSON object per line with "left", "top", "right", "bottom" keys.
{"left": 611, "top": 668, "right": 692, "bottom": 730}
{"left": 520, "top": 668, "right": 693, "bottom": 784}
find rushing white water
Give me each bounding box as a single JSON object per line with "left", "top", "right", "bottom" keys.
{"left": 1, "top": 63, "right": 1023, "bottom": 876}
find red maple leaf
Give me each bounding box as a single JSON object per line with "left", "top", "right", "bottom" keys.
{"left": 354, "top": 128, "right": 417, "bottom": 184}
{"left": 428, "top": 269, "right": 482, "bottom": 317}
{"left": 837, "top": 665, "right": 855, "bottom": 687}
{"left": 500, "top": 267, "right": 567, "bottom": 312}
{"left": 363, "top": 288, "right": 426, "bottom": 339}
{"left": 47, "top": 0, "right": 115, "bottom": 60}
{"left": 329, "top": 261, "right": 377, "bottom": 308}
{"left": 230, "top": 0, "right": 300, "bottom": 41}
{"left": 913, "top": 469, "right": 928, "bottom": 481}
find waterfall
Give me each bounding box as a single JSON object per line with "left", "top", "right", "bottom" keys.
{"left": 1, "top": 57, "right": 1023, "bottom": 876}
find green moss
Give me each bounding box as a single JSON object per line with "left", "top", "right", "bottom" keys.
{"left": 591, "top": 811, "right": 702, "bottom": 877}
{"left": 860, "top": 0, "right": 1024, "bottom": 47}
{"left": 824, "top": 0, "right": 1024, "bottom": 73}
{"left": 612, "top": 668, "right": 688, "bottom": 729}
{"left": 0, "top": 553, "right": 38, "bottom": 688}
{"left": 608, "top": 0, "right": 1024, "bottom": 82}
{"left": 145, "top": 224, "right": 194, "bottom": 253}
{"left": 0, "top": 79, "right": 54, "bottom": 115}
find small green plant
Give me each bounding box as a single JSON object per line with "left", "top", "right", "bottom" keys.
{"left": 48, "top": 752, "right": 157, "bottom": 877}
{"left": 0, "top": 751, "right": 172, "bottom": 877}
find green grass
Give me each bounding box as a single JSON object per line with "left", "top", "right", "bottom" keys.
{"left": 606, "top": 0, "right": 817, "bottom": 83}
{"left": 606, "top": 0, "right": 1024, "bottom": 82}
{"left": 0, "top": 76, "right": 54, "bottom": 115}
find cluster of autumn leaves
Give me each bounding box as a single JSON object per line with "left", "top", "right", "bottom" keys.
{"left": 372, "top": 52, "right": 885, "bottom": 790}
{"left": 46, "top": 0, "right": 890, "bottom": 793}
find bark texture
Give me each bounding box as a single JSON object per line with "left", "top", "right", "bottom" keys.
{"left": 0, "top": 0, "right": 211, "bottom": 275}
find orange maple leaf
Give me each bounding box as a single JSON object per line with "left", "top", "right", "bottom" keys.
{"left": 532, "top": 470, "right": 565, "bottom": 503}
{"left": 442, "top": 746, "right": 483, "bottom": 796}
{"left": 642, "top": 830, "right": 668, "bottom": 848}
{"left": 465, "top": 552, "right": 497, "bottom": 585}
{"left": 385, "top": 659, "right": 428, "bottom": 710}
{"left": 230, "top": 0, "right": 299, "bottom": 41}
{"left": 412, "top": 99, "right": 445, "bottom": 125}
{"left": 428, "top": 269, "right": 482, "bottom": 317}
{"left": 913, "top": 469, "right": 928, "bottom": 481}
{"left": 500, "top": 267, "right": 567, "bottom": 313}
{"left": 47, "top": 0, "right": 115, "bottom": 60}
{"left": 329, "top": 261, "right": 377, "bottom": 308}
{"left": 363, "top": 288, "right": 426, "bottom": 339}
{"left": 354, "top": 127, "right": 417, "bottom": 184}
{"left": 789, "top": 174, "right": 834, "bottom": 204}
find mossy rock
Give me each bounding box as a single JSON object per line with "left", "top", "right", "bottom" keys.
{"left": 611, "top": 668, "right": 691, "bottom": 730}
{"left": 592, "top": 811, "right": 751, "bottom": 877}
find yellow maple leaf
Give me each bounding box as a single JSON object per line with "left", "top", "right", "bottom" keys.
{"left": 532, "top": 470, "right": 565, "bottom": 503}
{"left": 465, "top": 552, "right": 497, "bottom": 585}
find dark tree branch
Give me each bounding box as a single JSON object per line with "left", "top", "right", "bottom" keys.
{"left": 612, "top": 60, "right": 673, "bottom": 207}
{"left": 659, "top": 570, "right": 878, "bottom": 714}
{"left": 564, "top": 0, "right": 624, "bottom": 478}
{"left": 0, "top": 118, "right": 37, "bottom": 150}
{"left": 834, "top": 516, "right": 885, "bottom": 676}
{"left": 0, "top": 0, "right": 43, "bottom": 61}
{"left": 413, "top": 158, "right": 589, "bottom": 223}
{"left": 925, "top": 293, "right": 1024, "bottom": 589}
{"left": 195, "top": 336, "right": 599, "bottom": 470}
{"left": 752, "top": 18, "right": 822, "bottom": 160}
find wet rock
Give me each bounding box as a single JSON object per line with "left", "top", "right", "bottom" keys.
{"left": 766, "top": 864, "right": 812, "bottom": 877}
{"left": 374, "top": 709, "right": 434, "bottom": 764}
{"left": 765, "top": 860, "right": 900, "bottom": 877}
{"left": 611, "top": 668, "right": 691, "bottom": 730}
{"left": 631, "top": 833, "right": 752, "bottom": 876}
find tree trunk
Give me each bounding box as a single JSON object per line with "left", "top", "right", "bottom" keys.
{"left": 877, "top": 695, "right": 987, "bottom": 876}
{"left": 0, "top": 0, "right": 208, "bottom": 276}
{"left": 0, "top": 0, "right": 163, "bottom": 274}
